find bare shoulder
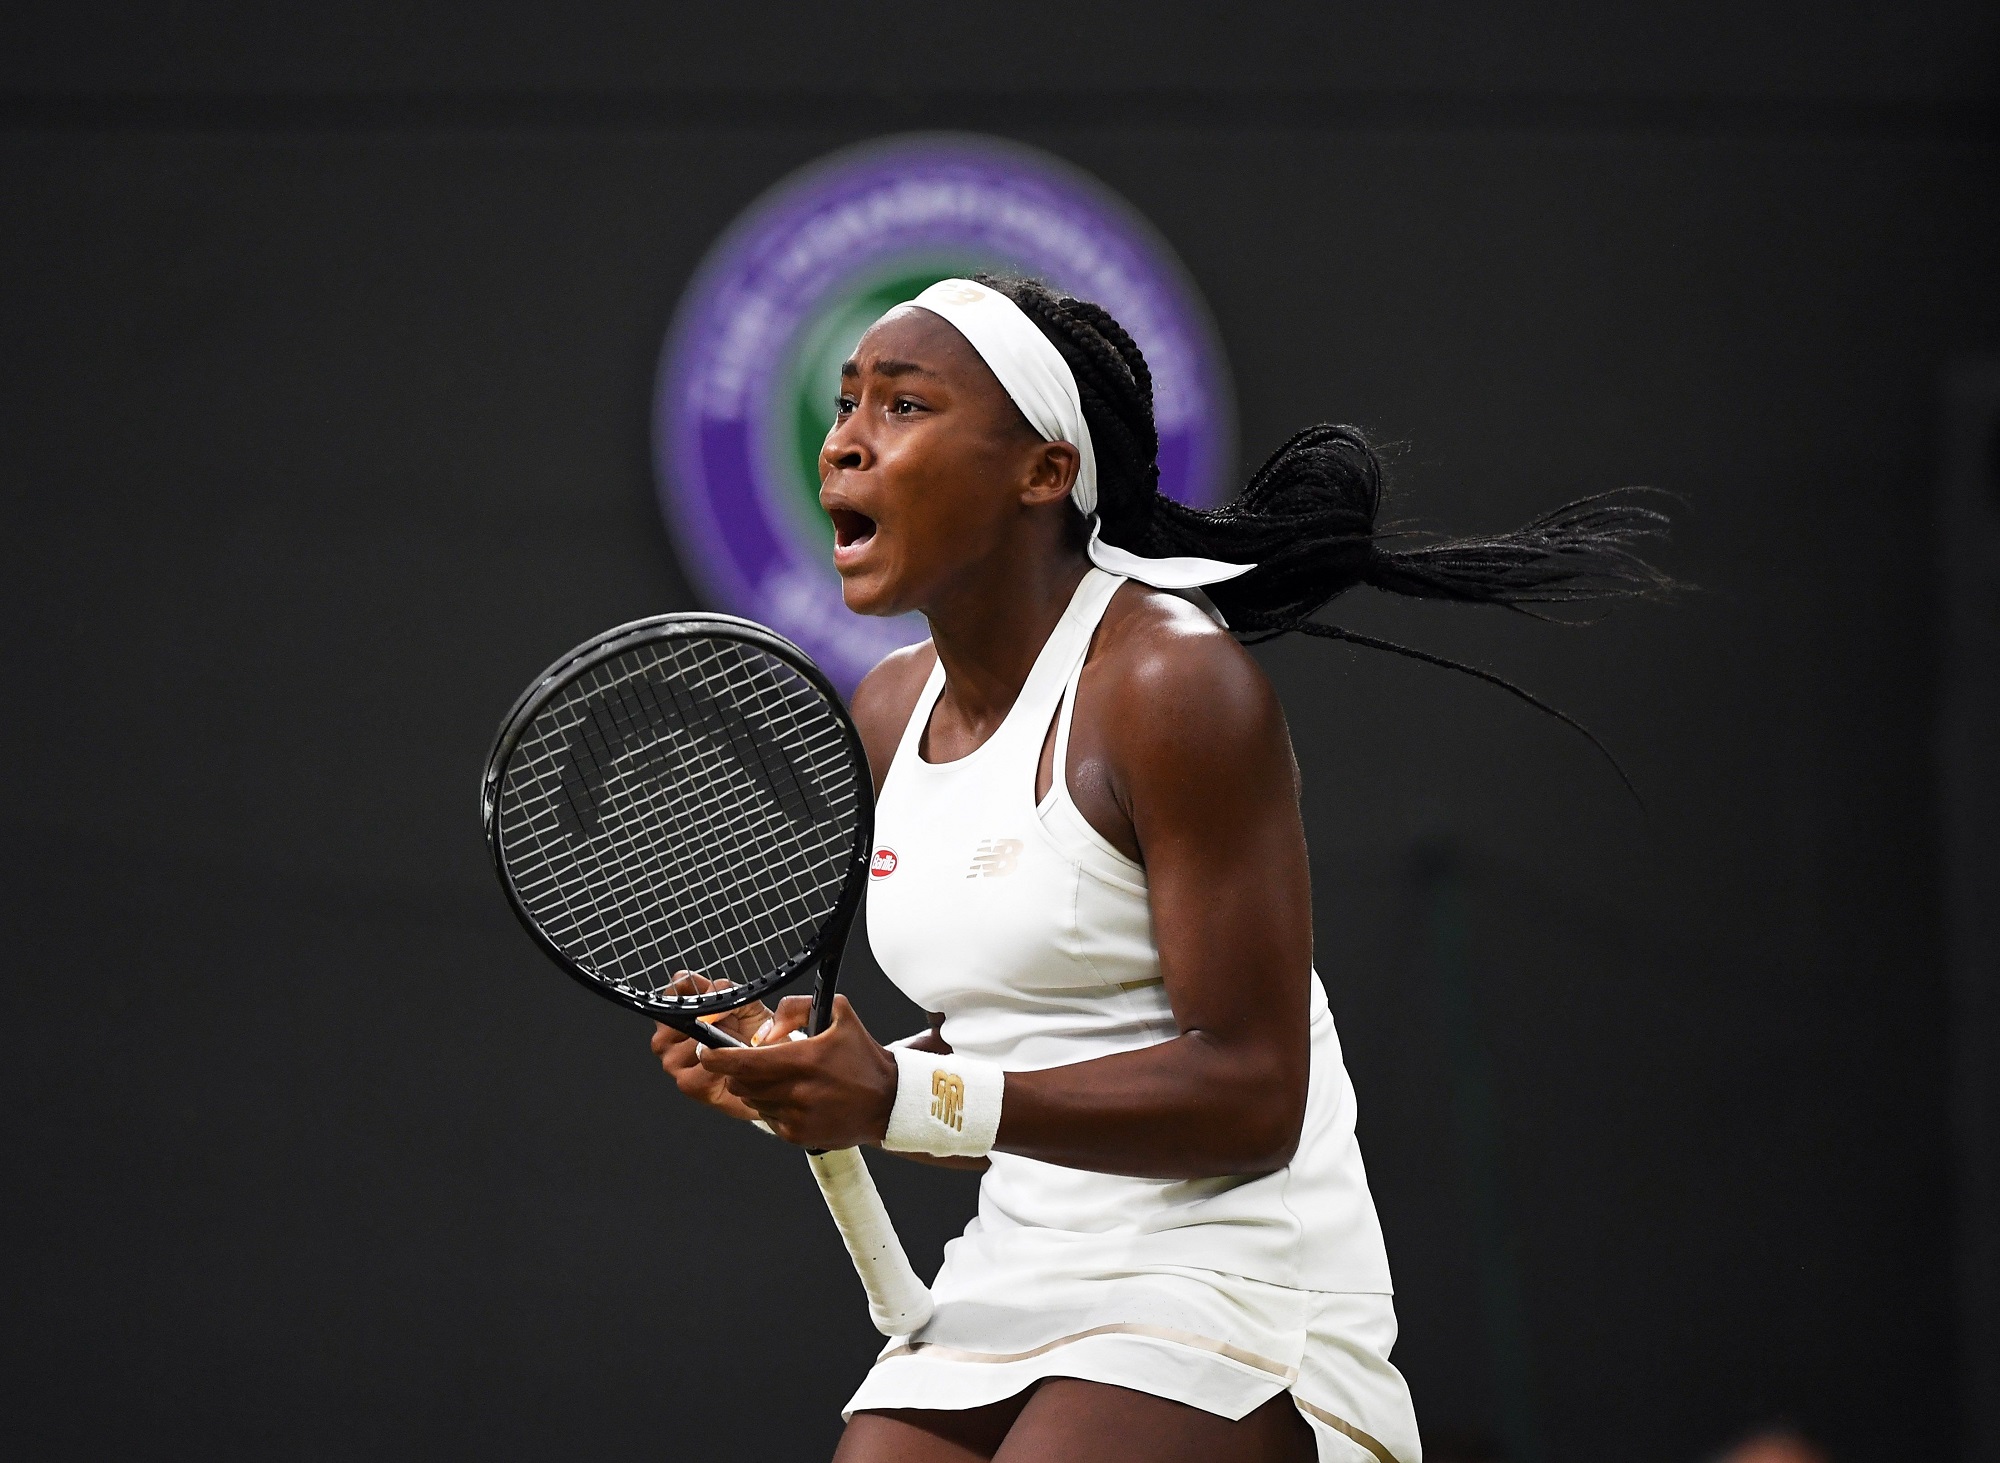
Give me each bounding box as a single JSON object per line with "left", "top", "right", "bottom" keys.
{"left": 1087, "top": 584, "right": 1288, "bottom": 757}
{"left": 851, "top": 637, "right": 935, "bottom": 723}
{"left": 849, "top": 638, "right": 937, "bottom": 789}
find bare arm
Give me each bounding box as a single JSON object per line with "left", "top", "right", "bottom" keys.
{"left": 698, "top": 599, "right": 1313, "bottom": 1181}
{"left": 987, "top": 614, "right": 1311, "bottom": 1177}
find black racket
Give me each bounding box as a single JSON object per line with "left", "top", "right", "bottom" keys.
{"left": 482, "top": 612, "right": 932, "bottom": 1335}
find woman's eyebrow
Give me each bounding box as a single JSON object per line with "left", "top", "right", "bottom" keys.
{"left": 840, "top": 358, "right": 943, "bottom": 380}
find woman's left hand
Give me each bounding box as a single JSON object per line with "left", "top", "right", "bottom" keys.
{"left": 695, "top": 994, "right": 899, "bottom": 1150}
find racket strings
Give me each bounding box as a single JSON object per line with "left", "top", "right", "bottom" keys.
{"left": 515, "top": 650, "right": 845, "bottom": 981}
{"left": 512, "top": 676, "right": 843, "bottom": 990}
{"left": 497, "top": 636, "right": 860, "bottom": 1005}
{"left": 607, "top": 651, "right": 847, "bottom": 963}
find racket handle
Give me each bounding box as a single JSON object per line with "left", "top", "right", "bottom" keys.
{"left": 806, "top": 1147, "right": 935, "bottom": 1337}
{"left": 667, "top": 1015, "right": 748, "bottom": 1050}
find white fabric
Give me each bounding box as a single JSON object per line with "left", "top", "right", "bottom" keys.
{"left": 902, "top": 278, "right": 1255, "bottom": 592}
{"left": 1085, "top": 518, "right": 1254, "bottom": 593}
{"left": 851, "top": 567, "right": 1414, "bottom": 1457}
{"left": 882, "top": 1046, "right": 1003, "bottom": 1158}
{"left": 908, "top": 278, "right": 1100, "bottom": 514}
{"left": 845, "top": 1282, "right": 1420, "bottom": 1463}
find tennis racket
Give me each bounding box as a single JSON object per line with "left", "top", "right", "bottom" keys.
{"left": 481, "top": 612, "right": 934, "bottom": 1336}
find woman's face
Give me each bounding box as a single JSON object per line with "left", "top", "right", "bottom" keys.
{"left": 819, "top": 306, "right": 1076, "bottom": 618}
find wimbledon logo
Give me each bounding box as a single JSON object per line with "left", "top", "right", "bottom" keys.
{"left": 654, "top": 133, "right": 1235, "bottom": 692}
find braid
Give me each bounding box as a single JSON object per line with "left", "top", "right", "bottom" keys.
{"left": 969, "top": 273, "right": 1677, "bottom": 792}
{"left": 977, "top": 275, "right": 1164, "bottom": 535}
{"left": 1068, "top": 299, "right": 1158, "bottom": 426}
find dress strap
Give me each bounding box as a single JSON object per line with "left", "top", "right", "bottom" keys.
{"left": 1003, "top": 569, "right": 1126, "bottom": 760}
{"left": 1049, "top": 573, "right": 1123, "bottom": 805}
{"left": 884, "top": 569, "right": 1127, "bottom": 779}
{"left": 886, "top": 656, "right": 947, "bottom": 779}
{"left": 1052, "top": 649, "right": 1085, "bottom": 806}
{"left": 1044, "top": 580, "right": 1149, "bottom": 876}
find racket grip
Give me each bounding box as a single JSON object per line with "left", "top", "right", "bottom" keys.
{"left": 669, "top": 1015, "right": 747, "bottom": 1050}
{"left": 806, "top": 1147, "right": 935, "bottom": 1337}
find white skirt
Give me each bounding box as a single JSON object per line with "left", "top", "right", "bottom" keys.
{"left": 843, "top": 1256, "right": 1421, "bottom": 1463}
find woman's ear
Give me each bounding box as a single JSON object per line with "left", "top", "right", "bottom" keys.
{"left": 1021, "top": 440, "right": 1080, "bottom": 508}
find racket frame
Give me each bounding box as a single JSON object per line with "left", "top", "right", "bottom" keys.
{"left": 483, "top": 612, "right": 934, "bottom": 1335}
{"left": 481, "top": 612, "right": 872, "bottom": 1043}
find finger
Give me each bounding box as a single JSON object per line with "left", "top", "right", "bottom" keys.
{"left": 652, "top": 1017, "right": 704, "bottom": 1053}
{"left": 701, "top": 1049, "right": 813, "bottom": 1104}
{"left": 699, "top": 1044, "right": 792, "bottom": 1083}
{"left": 665, "top": 970, "right": 714, "bottom": 998}
{"left": 654, "top": 1025, "right": 701, "bottom": 1072}
{"left": 762, "top": 1115, "right": 802, "bottom": 1145}
{"left": 749, "top": 1099, "right": 814, "bottom": 1145}
{"left": 694, "top": 1041, "right": 768, "bottom": 1076}
{"left": 716, "top": 999, "right": 773, "bottom": 1044}
{"left": 700, "top": 1055, "right": 808, "bottom": 1103}
{"left": 689, "top": 976, "right": 737, "bottom": 1025}
{"left": 670, "top": 1060, "right": 711, "bottom": 1096}
{"left": 821, "top": 994, "right": 876, "bottom": 1046}
{"left": 765, "top": 994, "right": 815, "bottom": 1043}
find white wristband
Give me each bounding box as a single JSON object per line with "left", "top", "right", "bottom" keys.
{"left": 882, "top": 1046, "right": 1004, "bottom": 1158}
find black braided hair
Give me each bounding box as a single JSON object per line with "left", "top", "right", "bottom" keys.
{"left": 972, "top": 273, "right": 1677, "bottom": 794}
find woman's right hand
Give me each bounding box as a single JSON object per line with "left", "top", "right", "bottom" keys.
{"left": 648, "top": 973, "right": 774, "bottom": 1124}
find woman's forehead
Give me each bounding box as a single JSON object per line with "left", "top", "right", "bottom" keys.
{"left": 845, "top": 305, "right": 989, "bottom": 381}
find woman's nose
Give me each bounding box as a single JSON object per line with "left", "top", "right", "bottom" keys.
{"left": 821, "top": 419, "right": 868, "bottom": 476}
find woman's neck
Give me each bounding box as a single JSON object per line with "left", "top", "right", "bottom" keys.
{"left": 924, "top": 544, "right": 1090, "bottom": 731}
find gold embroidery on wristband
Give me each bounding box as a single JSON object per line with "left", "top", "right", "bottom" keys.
{"left": 930, "top": 1070, "right": 966, "bottom": 1130}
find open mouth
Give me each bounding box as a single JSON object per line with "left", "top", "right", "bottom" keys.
{"left": 829, "top": 508, "right": 877, "bottom": 551}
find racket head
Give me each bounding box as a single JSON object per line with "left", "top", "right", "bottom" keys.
{"left": 482, "top": 613, "right": 872, "bottom": 1025}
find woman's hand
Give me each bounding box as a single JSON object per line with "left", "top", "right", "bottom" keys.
{"left": 649, "top": 974, "right": 774, "bottom": 1124}
{"left": 693, "top": 994, "right": 898, "bottom": 1150}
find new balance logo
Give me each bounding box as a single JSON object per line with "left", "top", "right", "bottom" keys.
{"left": 966, "top": 838, "right": 1023, "bottom": 879}
{"left": 931, "top": 1070, "right": 966, "bottom": 1130}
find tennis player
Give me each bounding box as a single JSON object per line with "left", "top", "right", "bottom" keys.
{"left": 652, "top": 276, "right": 1667, "bottom": 1462}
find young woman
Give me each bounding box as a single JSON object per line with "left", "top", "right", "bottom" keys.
{"left": 651, "top": 276, "right": 1667, "bottom": 1463}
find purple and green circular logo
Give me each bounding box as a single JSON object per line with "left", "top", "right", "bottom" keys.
{"left": 654, "top": 133, "right": 1235, "bottom": 691}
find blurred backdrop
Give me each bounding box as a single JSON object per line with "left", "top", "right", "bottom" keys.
{"left": 3, "top": 6, "right": 1996, "bottom": 1461}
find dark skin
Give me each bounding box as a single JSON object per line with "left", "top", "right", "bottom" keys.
{"left": 649, "top": 306, "right": 1317, "bottom": 1461}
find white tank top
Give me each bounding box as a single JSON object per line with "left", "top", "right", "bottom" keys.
{"left": 866, "top": 569, "right": 1393, "bottom": 1293}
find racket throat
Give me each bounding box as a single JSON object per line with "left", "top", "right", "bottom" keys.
{"left": 808, "top": 961, "right": 838, "bottom": 1039}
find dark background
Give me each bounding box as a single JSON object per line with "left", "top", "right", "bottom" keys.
{"left": 4, "top": 5, "right": 1996, "bottom": 1460}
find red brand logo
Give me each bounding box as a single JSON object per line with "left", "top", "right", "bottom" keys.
{"left": 870, "top": 848, "right": 899, "bottom": 879}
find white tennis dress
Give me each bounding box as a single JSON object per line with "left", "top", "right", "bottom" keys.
{"left": 844, "top": 569, "right": 1421, "bottom": 1463}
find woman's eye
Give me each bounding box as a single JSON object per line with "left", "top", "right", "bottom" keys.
{"left": 893, "top": 398, "right": 921, "bottom": 415}
{"left": 834, "top": 395, "right": 856, "bottom": 417}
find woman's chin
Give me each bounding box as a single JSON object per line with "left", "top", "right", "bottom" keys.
{"left": 835, "top": 563, "right": 903, "bottom": 618}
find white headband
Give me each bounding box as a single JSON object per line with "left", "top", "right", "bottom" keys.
{"left": 901, "top": 279, "right": 1254, "bottom": 597}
